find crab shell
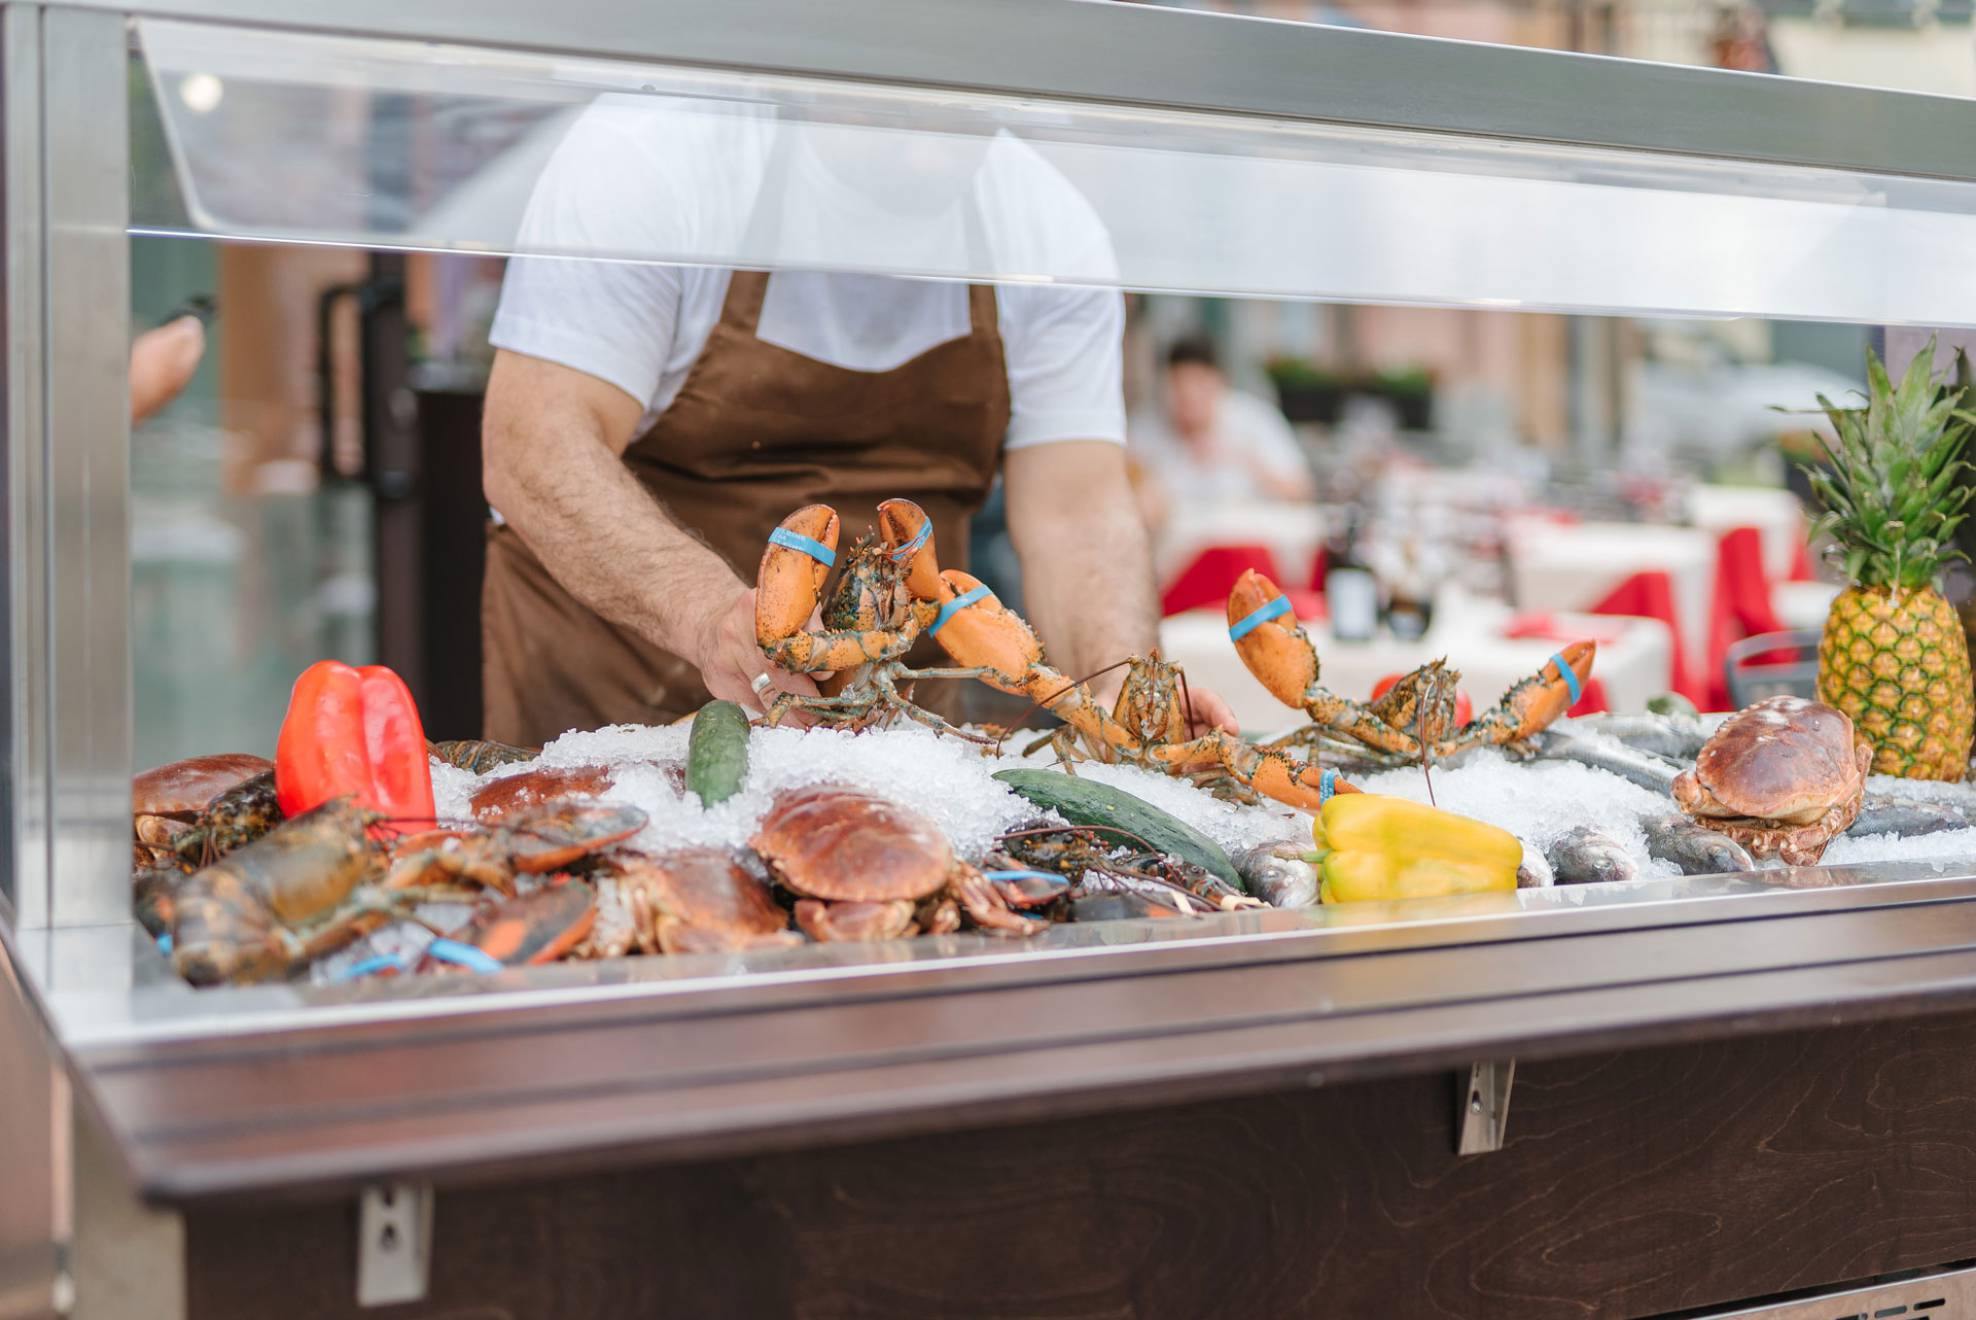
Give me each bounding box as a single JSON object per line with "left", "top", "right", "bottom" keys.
{"left": 469, "top": 764, "right": 617, "bottom": 822}
{"left": 132, "top": 753, "right": 276, "bottom": 863}
{"left": 614, "top": 848, "right": 799, "bottom": 955}
{"left": 752, "top": 786, "right": 958, "bottom": 902}
{"left": 1671, "top": 696, "right": 1871, "bottom": 865}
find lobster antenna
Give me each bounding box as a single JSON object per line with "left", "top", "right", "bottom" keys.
{"left": 995, "top": 657, "right": 1137, "bottom": 749}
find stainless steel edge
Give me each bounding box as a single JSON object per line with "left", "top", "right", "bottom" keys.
{"left": 4, "top": 4, "right": 49, "bottom": 932}
{"left": 41, "top": 5, "right": 128, "bottom": 930}
{"left": 36, "top": 864, "right": 1976, "bottom": 1049}
{"left": 73, "top": 890, "right": 1976, "bottom": 1203}
{"left": 42, "top": 0, "right": 1976, "bottom": 182}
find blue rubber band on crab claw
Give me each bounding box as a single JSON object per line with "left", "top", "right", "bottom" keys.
{"left": 929, "top": 584, "right": 992, "bottom": 636}
{"left": 888, "top": 520, "right": 932, "bottom": 562}
{"left": 335, "top": 954, "right": 406, "bottom": 983}
{"left": 1319, "top": 768, "right": 1338, "bottom": 805}
{"left": 1228, "top": 595, "right": 1292, "bottom": 643}
{"left": 984, "top": 869, "right": 1070, "bottom": 888}
{"left": 156, "top": 933, "right": 172, "bottom": 955}
{"left": 424, "top": 938, "right": 505, "bottom": 976}
{"left": 1550, "top": 652, "right": 1583, "bottom": 706}
{"left": 768, "top": 527, "right": 836, "bottom": 568}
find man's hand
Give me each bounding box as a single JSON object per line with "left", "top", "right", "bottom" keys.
{"left": 131, "top": 315, "right": 205, "bottom": 425}
{"left": 688, "top": 587, "right": 819, "bottom": 715}
{"left": 1182, "top": 684, "right": 1241, "bottom": 737}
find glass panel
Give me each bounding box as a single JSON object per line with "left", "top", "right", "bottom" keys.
{"left": 135, "top": 19, "right": 1976, "bottom": 327}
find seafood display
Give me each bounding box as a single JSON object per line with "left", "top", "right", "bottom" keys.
{"left": 1672, "top": 697, "right": 1870, "bottom": 866}
{"left": 124, "top": 494, "right": 1976, "bottom": 991}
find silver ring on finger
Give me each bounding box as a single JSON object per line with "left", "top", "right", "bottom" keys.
{"left": 750, "top": 671, "right": 777, "bottom": 704}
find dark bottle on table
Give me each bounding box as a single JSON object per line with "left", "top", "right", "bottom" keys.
{"left": 1326, "top": 513, "right": 1378, "bottom": 643}
{"left": 1382, "top": 537, "right": 1433, "bottom": 642}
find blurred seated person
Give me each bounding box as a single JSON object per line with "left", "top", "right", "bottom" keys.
{"left": 1128, "top": 335, "right": 1314, "bottom": 533}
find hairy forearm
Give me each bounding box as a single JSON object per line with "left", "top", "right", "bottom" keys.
{"left": 483, "top": 379, "right": 738, "bottom": 667}
{"left": 1009, "top": 455, "right": 1161, "bottom": 683}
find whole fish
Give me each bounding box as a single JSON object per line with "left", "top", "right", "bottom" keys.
{"left": 1849, "top": 796, "right": 1969, "bottom": 839}
{"left": 1531, "top": 731, "right": 1681, "bottom": 796}
{"left": 1236, "top": 841, "right": 1319, "bottom": 908}
{"left": 1639, "top": 812, "right": 1755, "bottom": 875}
{"left": 1545, "top": 826, "right": 1642, "bottom": 887}
{"left": 1516, "top": 843, "right": 1554, "bottom": 889}
{"left": 1569, "top": 713, "right": 1714, "bottom": 762}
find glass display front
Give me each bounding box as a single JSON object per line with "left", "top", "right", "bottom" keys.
{"left": 21, "top": 8, "right": 1976, "bottom": 1040}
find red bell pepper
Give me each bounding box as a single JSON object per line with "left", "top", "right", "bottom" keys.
{"left": 275, "top": 660, "right": 435, "bottom": 826}
{"left": 1370, "top": 672, "right": 1473, "bottom": 727}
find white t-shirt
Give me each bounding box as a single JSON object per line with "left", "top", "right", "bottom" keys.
{"left": 490, "top": 96, "right": 1126, "bottom": 451}
{"left": 1128, "top": 388, "right": 1310, "bottom": 502}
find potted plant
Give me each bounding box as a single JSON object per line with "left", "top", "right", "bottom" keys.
{"left": 1364, "top": 364, "right": 1436, "bottom": 431}
{"left": 1265, "top": 356, "right": 1350, "bottom": 425}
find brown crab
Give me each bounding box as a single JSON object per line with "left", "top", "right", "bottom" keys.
{"left": 1672, "top": 696, "right": 1871, "bottom": 866}
{"left": 132, "top": 754, "right": 276, "bottom": 869}
{"left": 582, "top": 849, "right": 805, "bottom": 957}
{"left": 751, "top": 785, "right": 1043, "bottom": 942}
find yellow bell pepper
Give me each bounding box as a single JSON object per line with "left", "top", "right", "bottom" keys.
{"left": 1313, "top": 794, "right": 1521, "bottom": 904}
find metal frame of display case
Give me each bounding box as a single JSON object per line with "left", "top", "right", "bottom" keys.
{"left": 6, "top": 1, "right": 1976, "bottom": 1309}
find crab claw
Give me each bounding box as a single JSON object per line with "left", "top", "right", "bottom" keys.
{"left": 756, "top": 505, "right": 840, "bottom": 647}
{"left": 928, "top": 570, "right": 1046, "bottom": 696}
{"left": 1226, "top": 569, "right": 1317, "bottom": 711}
{"left": 877, "top": 498, "right": 943, "bottom": 602}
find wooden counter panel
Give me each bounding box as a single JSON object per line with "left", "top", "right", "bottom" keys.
{"left": 182, "top": 1011, "right": 1976, "bottom": 1320}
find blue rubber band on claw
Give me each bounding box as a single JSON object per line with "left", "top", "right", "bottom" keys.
{"left": 1319, "top": 768, "right": 1337, "bottom": 804}
{"left": 929, "top": 584, "right": 991, "bottom": 636}
{"left": 1550, "top": 652, "right": 1583, "bottom": 706}
{"left": 335, "top": 954, "right": 405, "bottom": 982}
{"left": 1228, "top": 595, "right": 1292, "bottom": 643}
{"left": 984, "top": 869, "right": 1069, "bottom": 889}
{"left": 888, "top": 521, "right": 931, "bottom": 561}
{"left": 424, "top": 939, "right": 504, "bottom": 975}
{"left": 768, "top": 527, "right": 835, "bottom": 568}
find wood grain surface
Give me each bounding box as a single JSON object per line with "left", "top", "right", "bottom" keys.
{"left": 183, "top": 1010, "right": 1976, "bottom": 1320}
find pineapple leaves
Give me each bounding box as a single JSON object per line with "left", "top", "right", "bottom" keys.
{"left": 1791, "top": 336, "right": 1975, "bottom": 591}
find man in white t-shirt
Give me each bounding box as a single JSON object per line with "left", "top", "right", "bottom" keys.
{"left": 477, "top": 96, "right": 1236, "bottom": 744}
{"left": 1129, "top": 336, "right": 1315, "bottom": 534}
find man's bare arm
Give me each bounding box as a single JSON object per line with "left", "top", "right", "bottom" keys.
{"left": 481, "top": 349, "right": 812, "bottom": 710}
{"left": 1003, "top": 441, "right": 1158, "bottom": 680}
{"left": 1004, "top": 441, "right": 1238, "bottom": 734}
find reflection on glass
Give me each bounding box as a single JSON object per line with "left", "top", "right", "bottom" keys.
{"left": 136, "top": 19, "right": 1976, "bottom": 325}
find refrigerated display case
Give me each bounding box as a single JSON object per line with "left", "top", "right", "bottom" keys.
{"left": 8, "top": 2, "right": 1976, "bottom": 1316}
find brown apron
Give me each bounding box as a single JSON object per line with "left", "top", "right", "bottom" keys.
{"left": 483, "top": 137, "right": 1011, "bottom": 744}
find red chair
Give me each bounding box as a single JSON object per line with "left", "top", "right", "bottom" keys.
{"left": 1588, "top": 569, "right": 1703, "bottom": 707}
{"left": 1705, "top": 526, "right": 1786, "bottom": 711}
{"left": 1161, "top": 544, "right": 1286, "bottom": 617}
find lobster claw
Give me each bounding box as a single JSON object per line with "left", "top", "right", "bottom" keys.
{"left": 755, "top": 505, "right": 840, "bottom": 648}
{"left": 1226, "top": 569, "right": 1318, "bottom": 711}
{"left": 1519, "top": 640, "right": 1598, "bottom": 731}
{"left": 877, "top": 498, "right": 943, "bottom": 602}
{"left": 928, "top": 570, "right": 1044, "bottom": 693}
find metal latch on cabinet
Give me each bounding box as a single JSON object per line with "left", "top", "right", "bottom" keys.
{"left": 1457, "top": 1059, "right": 1515, "bottom": 1155}
{"left": 356, "top": 1181, "right": 433, "bottom": 1307}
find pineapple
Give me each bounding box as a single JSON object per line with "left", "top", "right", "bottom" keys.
{"left": 1800, "top": 339, "right": 1976, "bottom": 781}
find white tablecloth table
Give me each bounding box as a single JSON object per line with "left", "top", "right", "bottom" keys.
{"left": 1686, "top": 484, "right": 1808, "bottom": 583}
{"left": 1154, "top": 500, "right": 1327, "bottom": 589}
{"left": 1506, "top": 519, "right": 1715, "bottom": 680}
{"left": 1159, "top": 589, "right": 1676, "bottom": 733}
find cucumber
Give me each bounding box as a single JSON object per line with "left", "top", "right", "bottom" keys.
{"left": 686, "top": 700, "right": 751, "bottom": 806}
{"left": 992, "top": 768, "right": 1244, "bottom": 892}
